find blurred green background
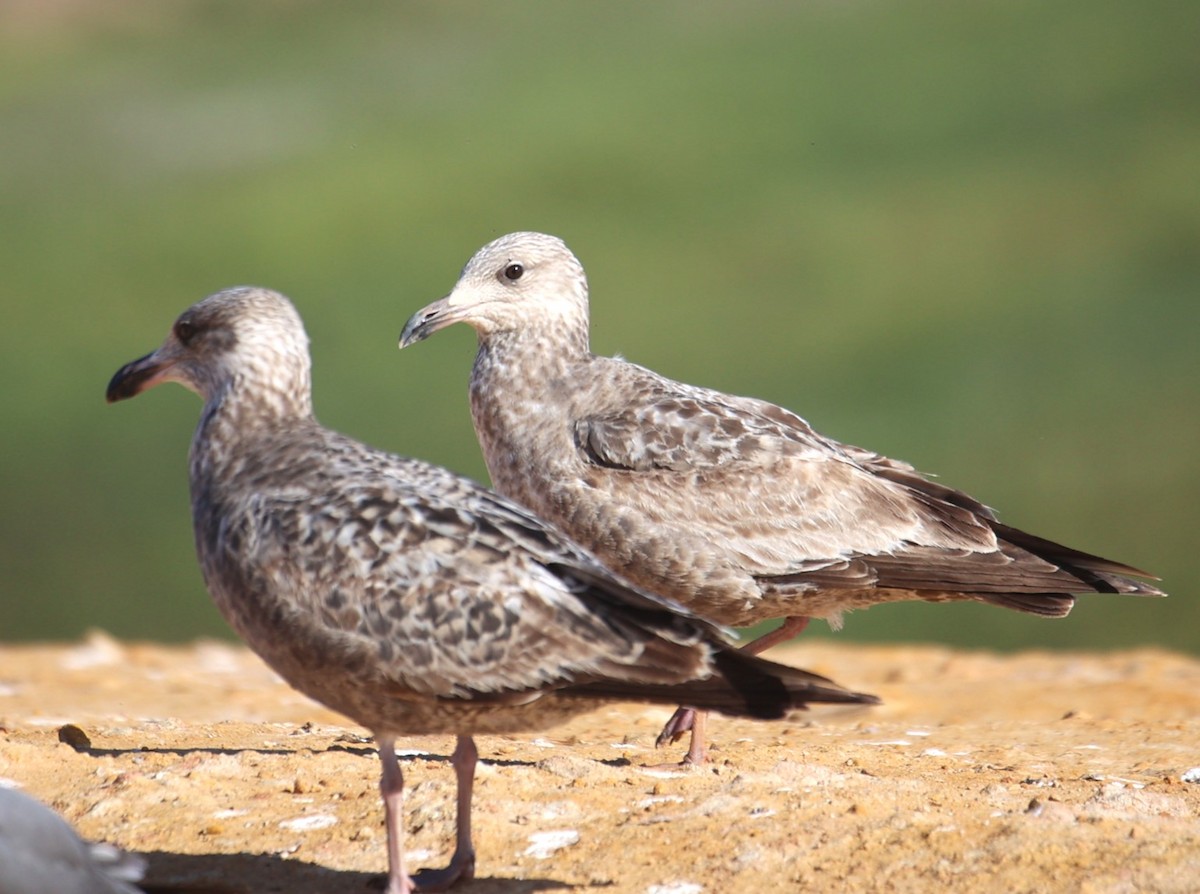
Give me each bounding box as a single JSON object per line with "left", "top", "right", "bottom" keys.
{"left": 1, "top": 1, "right": 1195, "bottom": 653}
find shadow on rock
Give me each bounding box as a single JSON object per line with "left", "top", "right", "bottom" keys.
{"left": 143, "top": 850, "right": 581, "bottom": 894}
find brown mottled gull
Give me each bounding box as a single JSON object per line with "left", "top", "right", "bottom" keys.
{"left": 399, "top": 231, "right": 1164, "bottom": 766}
{"left": 0, "top": 786, "right": 145, "bottom": 894}
{"left": 106, "top": 286, "right": 877, "bottom": 894}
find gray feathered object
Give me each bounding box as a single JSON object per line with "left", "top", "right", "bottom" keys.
{"left": 401, "top": 230, "right": 1163, "bottom": 764}
{"left": 0, "top": 786, "right": 145, "bottom": 894}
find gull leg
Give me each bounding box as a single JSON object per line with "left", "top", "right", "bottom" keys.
{"left": 740, "top": 615, "right": 811, "bottom": 655}
{"left": 412, "top": 735, "right": 477, "bottom": 891}
{"left": 653, "top": 706, "right": 710, "bottom": 766}
{"left": 654, "top": 615, "right": 811, "bottom": 766}
{"left": 681, "top": 709, "right": 708, "bottom": 765}
{"left": 378, "top": 736, "right": 414, "bottom": 894}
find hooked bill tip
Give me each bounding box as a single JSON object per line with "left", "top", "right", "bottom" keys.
{"left": 105, "top": 352, "right": 160, "bottom": 403}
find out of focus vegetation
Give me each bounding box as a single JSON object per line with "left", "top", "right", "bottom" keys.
{"left": 1, "top": 1, "right": 1195, "bottom": 652}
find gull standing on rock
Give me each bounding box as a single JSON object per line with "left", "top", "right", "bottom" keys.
{"left": 106, "top": 286, "right": 878, "bottom": 894}
{"left": 399, "top": 231, "right": 1164, "bottom": 766}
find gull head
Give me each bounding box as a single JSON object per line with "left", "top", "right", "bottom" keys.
{"left": 106, "top": 286, "right": 312, "bottom": 412}
{"left": 400, "top": 231, "right": 589, "bottom": 348}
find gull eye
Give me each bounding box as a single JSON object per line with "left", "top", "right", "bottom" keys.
{"left": 501, "top": 263, "right": 524, "bottom": 283}
{"left": 174, "top": 318, "right": 197, "bottom": 344}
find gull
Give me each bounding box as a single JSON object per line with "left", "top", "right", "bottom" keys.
{"left": 0, "top": 786, "right": 145, "bottom": 894}
{"left": 400, "top": 231, "right": 1163, "bottom": 765}
{"left": 107, "top": 286, "right": 878, "bottom": 893}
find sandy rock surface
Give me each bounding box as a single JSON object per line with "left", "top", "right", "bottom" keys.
{"left": 1, "top": 633, "right": 1198, "bottom": 894}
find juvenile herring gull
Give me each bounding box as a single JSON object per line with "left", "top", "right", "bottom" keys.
{"left": 400, "top": 231, "right": 1164, "bottom": 765}
{"left": 0, "top": 786, "right": 145, "bottom": 894}
{"left": 106, "top": 286, "right": 877, "bottom": 893}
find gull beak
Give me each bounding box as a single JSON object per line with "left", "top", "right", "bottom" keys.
{"left": 399, "top": 294, "right": 471, "bottom": 348}
{"left": 106, "top": 348, "right": 177, "bottom": 403}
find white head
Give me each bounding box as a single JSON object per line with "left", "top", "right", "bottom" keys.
{"left": 400, "top": 231, "right": 590, "bottom": 350}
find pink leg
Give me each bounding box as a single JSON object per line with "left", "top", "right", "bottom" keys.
{"left": 655, "top": 616, "right": 811, "bottom": 765}
{"left": 681, "top": 709, "right": 708, "bottom": 765}
{"left": 378, "top": 736, "right": 413, "bottom": 894}
{"left": 411, "top": 735, "right": 477, "bottom": 891}
{"left": 740, "top": 615, "right": 811, "bottom": 656}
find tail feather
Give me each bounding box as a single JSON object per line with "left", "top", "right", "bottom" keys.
{"left": 978, "top": 592, "right": 1076, "bottom": 618}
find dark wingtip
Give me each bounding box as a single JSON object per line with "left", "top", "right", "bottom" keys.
{"left": 991, "top": 521, "right": 1165, "bottom": 595}
{"left": 791, "top": 685, "right": 882, "bottom": 710}
{"left": 848, "top": 690, "right": 883, "bottom": 706}
{"left": 1090, "top": 568, "right": 1166, "bottom": 596}
{"left": 712, "top": 649, "right": 881, "bottom": 719}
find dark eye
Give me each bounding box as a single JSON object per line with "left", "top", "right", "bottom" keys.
{"left": 175, "top": 318, "right": 197, "bottom": 344}
{"left": 501, "top": 263, "right": 524, "bottom": 282}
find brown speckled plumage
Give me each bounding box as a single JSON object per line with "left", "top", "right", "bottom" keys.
{"left": 400, "top": 231, "right": 1163, "bottom": 763}
{"left": 107, "top": 286, "right": 876, "bottom": 893}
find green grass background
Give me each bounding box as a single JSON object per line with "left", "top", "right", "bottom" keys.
{"left": 1, "top": 1, "right": 1195, "bottom": 652}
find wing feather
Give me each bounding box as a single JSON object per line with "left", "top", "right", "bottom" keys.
{"left": 210, "top": 429, "right": 734, "bottom": 704}
{"left": 564, "top": 361, "right": 1161, "bottom": 600}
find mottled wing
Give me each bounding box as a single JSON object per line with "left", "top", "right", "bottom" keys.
{"left": 568, "top": 365, "right": 1159, "bottom": 598}
{"left": 572, "top": 375, "right": 994, "bottom": 566}
{"left": 219, "top": 441, "right": 721, "bottom": 702}
{"left": 574, "top": 386, "right": 840, "bottom": 473}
